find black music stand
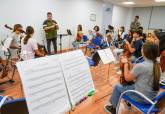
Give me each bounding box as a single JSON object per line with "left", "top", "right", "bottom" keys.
{"left": 67, "top": 29, "right": 73, "bottom": 51}
{"left": 67, "top": 29, "right": 72, "bottom": 35}
{"left": 58, "top": 29, "right": 73, "bottom": 53}
{"left": 59, "top": 34, "right": 68, "bottom": 53}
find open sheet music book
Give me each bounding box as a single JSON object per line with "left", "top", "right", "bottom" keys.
{"left": 97, "top": 48, "right": 116, "bottom": 64}
{"left": 16, "top": 50, "right": 95, "bottom": 114}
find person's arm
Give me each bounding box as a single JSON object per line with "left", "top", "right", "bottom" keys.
{"left": 31, "top": 39, "right": 45, "bottom": 57}
{"left": 44, "top": 26, "right": 55, "bottom": 31}
{"left": 43, "top": 20, "right": 55, "bottom": 31}
{"left": 53, "top": 20, "right": 59, "bottom": 30}
{"left": 34, "top": 50, "right": 45, "bottom": 57}
{"left": 125, "top": 40, "right": 135, "bottom": 53}
{"left": 122, "top": 57, "right": 145, "bottom": 81}
{"left": 121, "top": 57, "right": 136, "bottom": 81}
{"left": 124, "top": 63, "right": 136, "bottom": 81}
{"left": 10, "top": 39, "right": 20, "bottom": 49}
{"left": 10, "top": 44, "right": 20, "bottom": 49}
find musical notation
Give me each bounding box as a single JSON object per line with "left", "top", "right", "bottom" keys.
{"left": 16, "top": 50, "right": 95, "bottom": 114}
{"left": 98, "top": 48, "right": 116, "bottom": 64}
{"left": 16, "top": 56, "right": 71, "bottom": 114}
{"left": 59, "top": 50, "right": 95, "bottom": 106}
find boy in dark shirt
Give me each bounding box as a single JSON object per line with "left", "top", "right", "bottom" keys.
{"left": 125, "top": 30, "right": 143, "bottom": 62}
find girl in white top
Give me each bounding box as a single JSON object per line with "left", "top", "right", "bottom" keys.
{"left": 21, "top": 26, "right": 44, "bottom": 60}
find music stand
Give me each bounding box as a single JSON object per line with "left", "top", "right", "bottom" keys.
{"left": 67, "top": 29, "right": 72, "bottom": 35}
{"left": 67, "top": 29, "right": 72, "bottom": 51}
{"left": 59, "top": 34, "right": 68, "bottom": 53}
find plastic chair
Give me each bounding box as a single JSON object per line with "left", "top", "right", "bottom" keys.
{"left": 87, "top": 52, "right": 100, "bottom": 67}
{"left": 82, "top": 35, "right": 89, "bottom": 42}
{"left": 87, "top": 57, "right": 96, "bottom": 67}
{"left": 85, "top": 36, "right": 103, "bottom": 54}
{"left": 0, "top": 96, "right": 28, "bottom": 114}
{"left": 87, "top": 51, "right": 104, "bottom": 79}
{"left": 116, "top": 90, "right": 165, "bottom": 114}
{"left": 160, "top": 81, "right": 165, "bottom": 89}
{"left": 78, "top": 35, "right": 89, "bottom": 48}
{"left": 134, "top": 56, "right": 145, "bottom": 64}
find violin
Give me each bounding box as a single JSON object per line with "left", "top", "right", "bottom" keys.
{"left": 119, "top": 57, "right": 134, "bottom": 85}
{"left": 4, "top": 24, "right": 26, "bottom": 33}
{"left": 119, "top": 39, "right": 134, "bottom": 85}
{"left": 123, "top": 40, "right": 132, "bottom": 58}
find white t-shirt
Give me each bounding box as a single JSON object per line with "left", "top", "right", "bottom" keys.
{"left": 10, "top": 32, "right": 21, "bottom": 58}
{"left": 21, "top": 37, "right": 38, "bottom": 60}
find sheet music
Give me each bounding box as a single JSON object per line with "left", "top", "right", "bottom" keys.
{"left": 98, "top": 48, "right": 116, "bottom": 64}
{"left": 16, "top": 56, "right": 71, "bottom": 114}
{"left": 1, "top": 37, "right": 12, "bottom": 52}
{"left": 59, "top": 50, "right": 95, "bottom": 107}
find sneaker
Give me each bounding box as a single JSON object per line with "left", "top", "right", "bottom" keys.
{"left": 104, "top": 104, "right": 116, "bottom": 114}
{"left": 0, "top": 89, "right": 5, "bottom": 93}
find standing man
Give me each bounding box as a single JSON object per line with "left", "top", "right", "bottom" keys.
{"left": 130, "top": 16, "right": 141, "bottom": 31}
{"left": 43, "top": 12, "right": 59, "bottom": 54}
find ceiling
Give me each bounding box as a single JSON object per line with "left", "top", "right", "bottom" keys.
{"left": 102, "top": 0, "right": 165, "bottom": 7}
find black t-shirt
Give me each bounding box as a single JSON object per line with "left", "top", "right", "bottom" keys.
{"left": 133, "top": 39, "right": 143, "bottom": 58}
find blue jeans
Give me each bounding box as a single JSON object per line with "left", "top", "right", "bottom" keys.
{"left": 110, "top": 84, "right": 135, "bottom": 108}
{"left": 72, "top": 40, "right": 83, "bottom": 49}
{"left": 110, "top": 84, "right": 152, "bottom": 108}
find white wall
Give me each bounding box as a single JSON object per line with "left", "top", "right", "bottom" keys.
{"left": 132, "top": 6, "right": 165, "bottom": 30}
{"left": 101, "top": 4, "right": 113, "bottom": 33}
{"left": 111, "top": 6, "right": 165, "bottom": 31}
{"left": 112, "top": 5, "right": 132, "bottom": 31}
{"left": 0, "top": 0, "right": 104, "bottom": 54}
{"left": 150, "top": 6, "right": 165, "bottom": 30}
{"left": 131, "top": 7, "right": 153, "bottom": 29}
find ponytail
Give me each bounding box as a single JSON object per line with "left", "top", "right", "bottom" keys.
{"left": 153, "top": 60, "right": 161, "bottom": 91}
{"left": 24, "top": 34, "right": 31, "bottom": 44}
{"left": 23, "top": 26, "right": 34, "bottom": 45}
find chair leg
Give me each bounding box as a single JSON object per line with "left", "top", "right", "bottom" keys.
{"left": 116, "top": 96, "right": 123, "bottom": 114}
{"left": 10, "top": 66, "right": 16, "bottom": 82}
{"left": 99, "top": 61, "right": 103, "bottom": 79}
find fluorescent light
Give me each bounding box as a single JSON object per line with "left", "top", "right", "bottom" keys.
{"left": 123, "top": 1, "right": 135, "bottom": 5}
{"left": 155, "top": 0, "right": 165, "bottom": 2}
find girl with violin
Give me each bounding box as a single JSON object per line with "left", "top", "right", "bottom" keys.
{"left": 87, "top": 25, "right": 103, "bottom": 47}
{"left": 72, "top": 24, "right": 84, "bottom": 49}
{"left": 118, "top": 26, "right": 127, "bottom": 40}
{"left": 21, "top": 26, "right": 45, "bottom": 60}
{"left": 92, "top": 25, "right": 102, "bottom": 38}
{"left": 7, "top": 24, "right": 25, "bottom": 58}
{"left": 105, "top": 42, "right": 161, "bottom": 114}
{"left": 106, "top": 25, "right": 117, "bottom": 47}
